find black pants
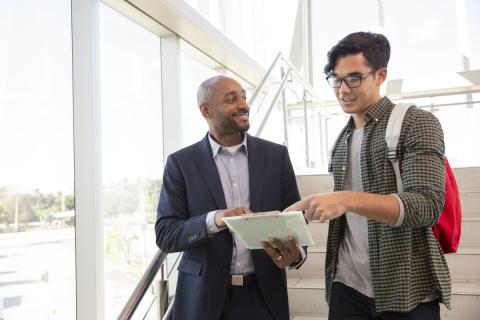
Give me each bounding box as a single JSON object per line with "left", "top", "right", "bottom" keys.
{"left": 220, "top": 278, "right": 275, "bottom": 320}
{"left": 329, "top": 282, "right": 440, "bottom": 320}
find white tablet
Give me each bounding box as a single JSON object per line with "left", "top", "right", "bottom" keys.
{"left": 223, "top": 211, "right": 315, "bottom": 249}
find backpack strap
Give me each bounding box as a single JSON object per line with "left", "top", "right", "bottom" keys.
{"left": 385, "top": 103, "right": 414, "bottom": 192}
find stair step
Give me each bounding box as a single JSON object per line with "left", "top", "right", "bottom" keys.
{"left": 288, "top": 246, "right": 325, "bottom": 278}
{"left": 288, "top": 278, "right": 480, "bottom": 319}
{"left": 441, "top": 282, "right": 480, "bottom": 319}
{"left": 296, "top": 175, "right": 333, "bottom": 196}
{"left": 307, "top": 222, "right": 328, "bottom": 247}
{"left": 296, "top": 167, "right": 480, "bottom": 197}
{"left": 288, "top": 245, "right": 480, "bottom": 282}
{"left": 450, "top": 167, "right": 480, "bottom": 191}
{"left": 287, "top": 277, "right": 327, "bottom": 316}
{"left": 307, "top": 217, "right": 480, "bottom": 248}
{"left": 460, "top": 192, "right": 480, "bottom": 218}
{"left": 460, "top": 217, "right": 480, "bottom": 245}
{"left": 445, "top": 246, "right": 480, "bottom": 282}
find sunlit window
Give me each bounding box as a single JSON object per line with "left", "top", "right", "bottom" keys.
{"left": 99, "top": 3, "right": 163, "bottom": 318}
{"left": 180, "top": 43, "right": 217, "bottom": 147}
{"left": 0, "top": 1, "right": 75, "bottom": 319}
{"left": 184, "top": 0, "right": 298, "bottom": 68}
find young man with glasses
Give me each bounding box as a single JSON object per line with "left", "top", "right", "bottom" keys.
{"left": 286, "top": 32, "right": 450, "bottom": 319}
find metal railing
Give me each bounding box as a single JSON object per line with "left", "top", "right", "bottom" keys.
{"left": 248, "top": 52, "right": 324, "bottom": 168}
{"left": 117, "top": 250, "right": 168, "bottom": 320}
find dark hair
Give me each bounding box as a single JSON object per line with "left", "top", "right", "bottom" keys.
{"left": 324, "top": 32, "right": 390, "bottom": 75}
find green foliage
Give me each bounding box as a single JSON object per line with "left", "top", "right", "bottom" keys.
{"left": 65, "top": 194, "right": 75, "bottom": 210}
{"left": 0, "top": 187, "right": 75, "bottom": 228}
{"left": 0, "top": 177, "right": 162, "bottom": 231}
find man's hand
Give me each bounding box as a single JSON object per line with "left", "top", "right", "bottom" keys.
{"left": 284, "top": 192, "right": 349, "bottom": 222}
{"left": 285, "top": 191, "right": 401, "bottom": 225}
{"left": 214, "top": 207, "right": 250, "bottom": 228}
{"left": 261, "top": 236, "right": 301, "bottom": 269}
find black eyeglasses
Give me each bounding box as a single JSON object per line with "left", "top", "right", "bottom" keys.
{"left": 326, "top": 71, "right": 374, "bottom": 88}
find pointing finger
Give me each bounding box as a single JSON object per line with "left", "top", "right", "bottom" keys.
{"left": 284, "top": 198, "right": 309, "bottom": 212}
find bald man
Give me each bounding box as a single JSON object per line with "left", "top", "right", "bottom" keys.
{"left": 155, "top": 76, "right": 304, "bottom": 320}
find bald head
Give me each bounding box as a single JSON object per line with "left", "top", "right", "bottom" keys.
{"left": 197, "top": 75, "right": 236, "bottom": 108}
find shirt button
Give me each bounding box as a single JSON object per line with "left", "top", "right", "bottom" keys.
{"left": 375, "top": 118, "right": 379, "bottom": 122}
{"left": 342, "top": 166, "right": 346, "bottom": 171}
{"left": 230, "top": 159, "right": 234, "bottom": 162}
{"left": 233, "top": 183, "right": 237, "bottom": 187}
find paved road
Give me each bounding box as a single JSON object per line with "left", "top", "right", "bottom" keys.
{"left": 0, "top": 226, "right": 159, "bottom": 320}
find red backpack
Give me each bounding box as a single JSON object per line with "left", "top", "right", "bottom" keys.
{"left": 386, "top": 103, "right": 462, "bottom": 253}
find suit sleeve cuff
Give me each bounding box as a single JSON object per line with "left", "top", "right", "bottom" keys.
{"left": 391, "top": 194, "right": 405, "bottom": 227}
{"left": 289, "top": 246, "right": 307, "bottom": 269}
{"left": 206, "top": 210, "right": 227, "bottom": 235}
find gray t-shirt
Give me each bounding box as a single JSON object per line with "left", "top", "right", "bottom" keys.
{"left": 333, "top": 127, "right": 374, "bottom": 297}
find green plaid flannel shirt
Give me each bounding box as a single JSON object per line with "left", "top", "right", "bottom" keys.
{"left": 325, "top": 96, "right": 451, "bottom": 312}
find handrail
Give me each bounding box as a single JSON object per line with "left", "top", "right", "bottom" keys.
{"left": 255, "top": 68, "right": 293, "bottom": 136}
{"left": 248, "top": 52, "right": 282, "bottom": 106}
{"left": 250, "top": 53, "right": 323, "bottom": 137}
{"left": 248, "top": 52, "right": 321, "bottom": 108}
{"left": 117, "top": 250, "right": 168, "bottom": 320}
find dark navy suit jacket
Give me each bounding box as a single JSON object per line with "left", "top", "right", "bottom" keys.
{"left": 155, "top": 134, "right": 301, "bottom": 320}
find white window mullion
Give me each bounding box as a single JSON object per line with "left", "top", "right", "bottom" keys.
{"left": 71, "top": 0, "right": 104, "bottom": 319}
{"left": 161, "top": 35, "right": 183, "bottom": 161}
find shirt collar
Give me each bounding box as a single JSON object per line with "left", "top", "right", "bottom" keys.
{"left": 364, "top": 96, "right": 393, "bottom": 123}
{"left": 208, "top": 133, "right": 248, "bottom": 157}
{"left": 345, "top": 96, "right": 393, "bottom": 131}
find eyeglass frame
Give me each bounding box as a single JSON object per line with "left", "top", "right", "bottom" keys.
{"left": 325, "top": 70, "right": 375, "bottom": 88}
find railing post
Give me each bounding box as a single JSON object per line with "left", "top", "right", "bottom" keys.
{"left": 303, "top": 89, "right": 310, "bottom": 168}
{"left": 280, "top": 65, "right": 289, "bottom": 147}
{"left": 157, "top": 264, "right": 169, "bottom": 319}
{"left": 318, "top": 111, "right": 325, "bottom": 170}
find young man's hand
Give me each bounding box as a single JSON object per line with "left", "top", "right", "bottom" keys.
{"left": 285, "top": 192, "right": 349, "bottom": 222}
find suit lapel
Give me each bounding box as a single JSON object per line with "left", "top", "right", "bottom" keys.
{"left": 247, "top": 135, "right": 264, "bottom": 211}
{"left": 194, "top": 135, "right": 227, "bottom": 209}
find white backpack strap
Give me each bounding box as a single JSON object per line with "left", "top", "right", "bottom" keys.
{"left": 385, "top": 103, "right": 413, "bottom": 192}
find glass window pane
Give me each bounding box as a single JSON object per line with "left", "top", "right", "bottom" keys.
{"left": 184, "top": 0, "right": 297, "bottom": 67}
{"left": 99, "top": 3, "right": 163, "bottom": 319}
{"left": 312, "top": 0, "right": 480, "bottom": 93}
{"left": 180, "top": 44, "right": 217, "bottom": 147}
{"left": 0, "top": 1, "right": 75, "bottom": 319}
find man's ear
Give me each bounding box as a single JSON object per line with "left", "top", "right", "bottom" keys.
{"left": 200, "top": 103, "right": 212, "bottom": 118}
{"left": 375, "top": 67, "right": 387, "bottom": 86}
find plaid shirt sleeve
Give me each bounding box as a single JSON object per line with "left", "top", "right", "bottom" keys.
{"left": 394, "top": 108, "right": 446, "bottom": 228}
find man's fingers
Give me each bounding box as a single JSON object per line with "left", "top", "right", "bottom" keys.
{"left": 268, "top": 237, "right": 287, "bottom": 251}
{"left": 284, "top": 198, "right": 309, "bottom": 212}
{"left": 305, "top": 208, "right": 315, "bottom": 221}
{"left": 261, "top": 241, "right": 278, "bottom": 257}
{"left": 223, "top": 207, "right": 249, "bottom": 217}
{"left": 287, "top": 235, "right": 297, "bottom": 248}
{"left": 261, "top": 241, "right": 285, "bottom": 266}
